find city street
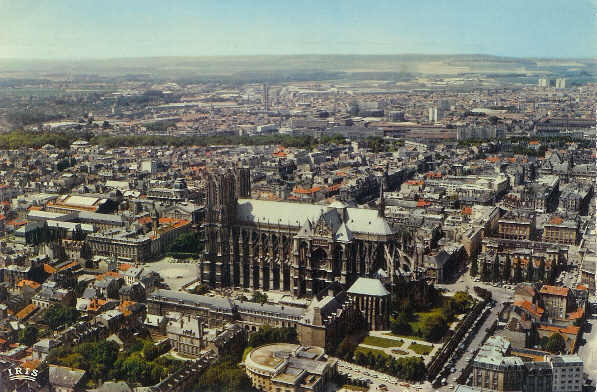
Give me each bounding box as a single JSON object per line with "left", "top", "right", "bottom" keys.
{"left": 434, "top": 270, "right": 515, "bottom": 391}
{"left": 577, "top": 304, "right": 597, "bottom": 386}
{"left": 336, "top": 359, "right": 434, "bottom": 392}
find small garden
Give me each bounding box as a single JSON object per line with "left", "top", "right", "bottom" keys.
{"left": 390, "top": 290, "right": 474, "bottom": 343}
{"left": 361, "top": 336, "right": 404, "bottom": 348}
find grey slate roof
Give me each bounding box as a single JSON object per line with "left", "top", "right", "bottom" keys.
{"left": 237, "top": 199, "right": 393, "bottom": 236}
{"left": 149, "top": 289, "right": 235, "bottom": 313}
{"left": 49, "top": 365, "right": 86, "bottom": 388}
{"left": 347, "top": 278, "right": 390, "bottom": 296}
{"left": 89, "top": 381, "right": 133, "bottom": 392}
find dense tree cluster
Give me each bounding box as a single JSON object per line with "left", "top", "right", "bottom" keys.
{"left": 43, "top": 304, "right": 79, "bottom": 330}
{"left": 247, "top": 326, "right": 298, "bottom": 347}
{"left": 47, "top": 338, "right": 182, "bottom": 387}
{"left": 0, "top": 130, "right": 86, "bottom": 149}
{"left": 19, "top": 325, "right": 39, "bottom": 346}
{"left": 353, "top": 351, "right": 426, "bottom": 381}
{"left": 167, "top": 231, "right": 204, "bottom": 259}
{"left": 193, "top": 356, "right": 256, "bottom": 392}
{"left": 542, "top": 333, "right": 567, "bottom": 354}
{"left": 90, "top": 134, "right": 318, "bottom": 149}
{"left": 390, "top": 289, "right": 473, "bottom": 342}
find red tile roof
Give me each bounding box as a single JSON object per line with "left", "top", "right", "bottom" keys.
{"left": 540, "top": 285, "right": 569, "bottom": 297}
{"left": 537, "top": 324, "right": 579, "bottom": 335}
{"left": 514, "top": 300, "right": 544, "bottom": 318}
{"left": 16, "top": 304, "right": 38, "bottom": 321}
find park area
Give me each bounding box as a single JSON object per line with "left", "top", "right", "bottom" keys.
{"left": 388, "top": 291, "right": 475, "bottom": 343}
{"left": 356, "top": 332, "right": 437, "bottom": 363}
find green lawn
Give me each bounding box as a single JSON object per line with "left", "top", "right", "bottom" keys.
{"left": 354, "top": 346, "right": 387, "bottom": 357}
{"left": 409, "top": 307, "right": 444, "bottom": 332}
{"left": 342, "top": 385, "right": 368, "bottom": 392}
{"left": 408, "top": 342, "right": 433, "bottom": 355}
{"left": 362, "top": 336, "right": 404, "bottom": 348}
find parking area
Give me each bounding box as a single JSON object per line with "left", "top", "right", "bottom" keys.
{"left": 336, "top": 360, "right": 433, "bottom": 392}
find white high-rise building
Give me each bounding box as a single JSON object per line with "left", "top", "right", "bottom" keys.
{"left": 141, "top": 159, "right": 157, "bottom": 174}
{"left": 538, "top": 78, "right": 551, "bottom": 87}
{"left": 428, "top": 106, "right": 441, "bottom": 123}
{"left": 549, "top": 355, "right": 583, "bottom": 392}
{"left": 555, "top": 78, "right": 567, "bottom": 89}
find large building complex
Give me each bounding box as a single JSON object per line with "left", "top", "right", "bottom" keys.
{"left": 198, "top": 168, "right": 401, "bottom": 298}
{"left": 244, "top": 344, "right": 336, "bottom": 392}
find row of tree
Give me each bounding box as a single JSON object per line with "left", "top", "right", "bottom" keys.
{"left": 353, "top": 351, "right": 426, "bottom": 381}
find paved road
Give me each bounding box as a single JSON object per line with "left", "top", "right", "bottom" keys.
{"left": 577, "top": 303, "right": 597, "bottom": 386}
{"left": 434, "top": 271, "right": 514, "bottom": 391}
{"left": 335, "top": 359, "right": 433, "bottom": 392}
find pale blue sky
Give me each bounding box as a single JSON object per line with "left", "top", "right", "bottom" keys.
{"left": 1, "top": 0, "right": 595, "bottom": 59}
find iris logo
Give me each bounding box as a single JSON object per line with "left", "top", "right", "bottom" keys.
{"left": 7, "top": 367, "right": 38, "bottom": 381}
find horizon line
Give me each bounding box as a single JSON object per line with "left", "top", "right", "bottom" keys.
{"left": 0, "top": 53, "right": 595, "bottom": 62}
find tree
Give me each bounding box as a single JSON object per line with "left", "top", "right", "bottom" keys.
{"left": 168, "top": 231, "right": 203, "bottom": 254}
{"left": 503, "top": 255, "right": 512, "bottom": 282}
{"left": 548, "top": 262, "right": 558, "bottom": 284}
{"left": 514, "top": 260, "right": 523, "bottom": 283}
{"left": 19, "top": 325, "right": 38, "bottom": 346}
{"left": 421, "top": 315, "right": 447, "bottom": 342}
{"left": 545, "top": 333, "right": 567, "bottom": 354}
{"left": 537, "top": 259, "right": 546, "bottom": 282}
{"left": 526, "top": 260, "right": 535, "bottom": 282}
{"left": 470, "top": 257, "right": 478, "bottom": 277}
{"left": 480, "top": 262, "right": 491, "bottom": 282}
{"left": 251, "top": 291, "right": 268, "bottom": 304}
{"left": 491, "top": 261, "right": 501, "bottom": 282}
{"left": 391, "top": 312, "right": 412, "bottom": 335}
{"left": 248, "top": 326, "right": 298, "bottom": 347}
{"left": 336, "top": 337, "right": 356, "bottom": 360}
{"left": 452, "top": 292, "right": 473, "bottom": 313}
{"left": 143, "top": 342, "right": 159, "bottom": 362}
{"left": 193, "top": 284, "right": 210, "bottom": 295}
{"left": 43, "top": 304, "right": 79, "bottom": 330}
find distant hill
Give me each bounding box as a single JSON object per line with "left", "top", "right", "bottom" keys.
{"left": 0, "top": 54, "right": 594, "bottom": 82}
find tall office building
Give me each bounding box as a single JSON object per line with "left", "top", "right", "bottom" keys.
{"left": 141, "top": 159, "right": 157, "bottom": 174}
{"left": 555, "top": 78, "right": 567, "bottom": 89}
{"left": 538, "top": 78, "right": 551, "bottom": 88}
{"left": 428, "top": 106, "right": 441, "bottom": 123}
